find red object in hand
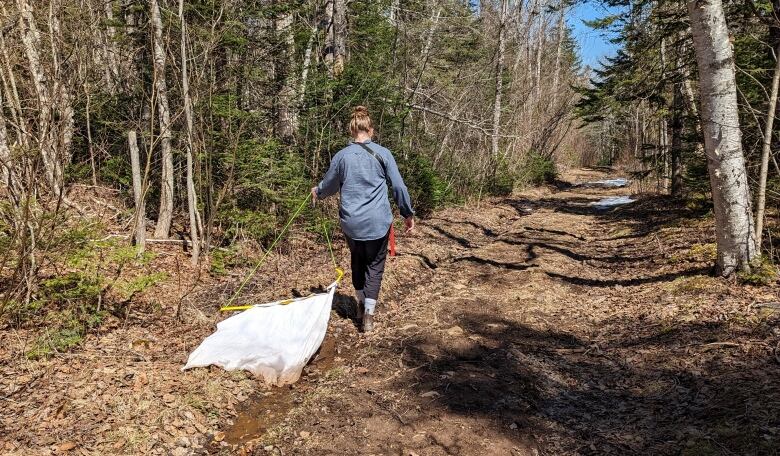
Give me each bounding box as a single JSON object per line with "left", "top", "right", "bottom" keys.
{"left": 389, "top": 225, "right": 396, "bottom": 257}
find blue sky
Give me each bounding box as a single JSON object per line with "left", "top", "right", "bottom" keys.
{"left": 569, "top": 2, "right": 623, "bottom": 70}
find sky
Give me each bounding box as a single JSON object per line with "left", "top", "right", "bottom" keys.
{"left": 568, "top": 2, "right": 623, "bottom": 71}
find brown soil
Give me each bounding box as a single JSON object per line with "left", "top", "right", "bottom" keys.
{"left": 2, "top": 169, "right": 779, "bottom": 455}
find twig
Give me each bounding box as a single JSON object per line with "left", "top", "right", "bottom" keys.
{"left": 146, "top": 238, "right": 193, "bottom": 246}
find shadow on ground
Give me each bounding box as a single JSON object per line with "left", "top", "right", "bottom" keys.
{"left": 392, "top": 310, "right": 780, "bottom": 455}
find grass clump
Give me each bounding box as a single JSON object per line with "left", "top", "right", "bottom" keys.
{"left": 27, "top": 325, "right": 86, "bottom": 360}
{"left": 667, "top": 275, "right": 721, "bottom": 295}
{"left": 689, "top": 243, "right": 717, "bottom": 261}
{"left": 210, "top": 247, "right": 255, "bottom": 276}
{"left": 738, "top": 256, "right": 778, "bottom": 286}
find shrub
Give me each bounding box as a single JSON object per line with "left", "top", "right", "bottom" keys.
{"left": 519, "top": 151, "right": 557, "bottom": 186}
{"left": 396, "top": 151, "right": 452, "bottom": 215}
{"left": 487, "top": 156, "right": 517, "bottom": 196}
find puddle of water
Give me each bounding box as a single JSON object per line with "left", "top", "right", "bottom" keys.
{"left": 223, "top": 389, "right": 296, "bottom": 445}
{"left": 589, "top": 196, "right": 635, "bottom": 209}
{"left": 222, "top": 332, "right": 348, "bottom": 446}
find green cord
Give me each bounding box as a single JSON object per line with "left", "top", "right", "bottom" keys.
{"left": 221, "top": 193, "right": 312, "bottom": 310}
{"left": 323, "top": 221, "right": 337, "bottom": 269}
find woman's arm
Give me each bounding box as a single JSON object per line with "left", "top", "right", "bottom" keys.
{"left": 384, "top": 153, "right": 415, "bottom": 220}
{"left": 314, "top": 153, "right": 343, "bottom": 201}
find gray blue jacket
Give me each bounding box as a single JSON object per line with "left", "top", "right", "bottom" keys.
{"left": 316, "top": 140, "right": 414, "bottom": 241}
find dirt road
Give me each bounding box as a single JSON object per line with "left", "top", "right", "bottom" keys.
{"left": 248, "top": 169, "right": 780, "bottom": 455}
{"left": 2, "top": 169, "right": 778, "bottom": 455}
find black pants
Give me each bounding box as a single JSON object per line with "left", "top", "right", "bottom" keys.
{"left": 345, "top": 230, "right": 389, "bottom": 300}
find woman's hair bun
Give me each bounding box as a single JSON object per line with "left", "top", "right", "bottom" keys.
{"left": 352, "top": 105, "right": 369, "bottom": 117}
{"left": 349, "top": 105, "right": 373, "bottom": 136}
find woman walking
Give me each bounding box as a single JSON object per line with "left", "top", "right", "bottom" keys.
{"left": 312, "top": 106, "right": 415, "bottom": 332}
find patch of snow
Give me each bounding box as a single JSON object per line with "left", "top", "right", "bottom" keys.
{"left": 583, "top": 178, "right": 630, "bottom": 188}
{"left": 589, "top": 196, "right": 635, "bottom": 209}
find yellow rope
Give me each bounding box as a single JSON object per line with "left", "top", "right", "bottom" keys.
{"left": 323, "top": 221, "right": 337, "bottom": 269}
{"left": 219, "top": 194, "right": 344, "bottom": 312}
{"left": 220, "top": 194, "right": 311, "bottom": 311}
{"left": 323, "top": 221, "right": 345, "bottom": 285}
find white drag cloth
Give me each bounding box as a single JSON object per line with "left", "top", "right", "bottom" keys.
{"left": 183, "top": 282, "right": 336, "bottom": 385}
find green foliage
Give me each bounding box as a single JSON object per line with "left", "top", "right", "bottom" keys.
{"left": 488, "top": 157, "right": 517, "bottom": 196}
{"left": 519, "top": 151, "right": 558, "bottom": 186}
{"left": 396, "top": 151, "right": 453, "bottom": 216}
{"left": 667, "top": 275, "right": 721, "bottom": 295}
{"left": 0, "top": 221, "right": 164, "bottom": 358}
{"left": 689, "top": 243, "right": 717, "bottom": 261}
{"left": 684, "top": 192, "right": 714, "bottom": 214}
{"left": 27, "top": 326, "right": 85, "bottom": 360}
{"left": 738, "top": 257, "right": 778, "bottom": 286}
{"left": 37, "top": 273, "right": 102, "bottom": 306}
{"left": 115, "top": 272, "right": 167, "bottom": 301}
{"left": 216, "top": 139, "right": 309, "bottom": 244}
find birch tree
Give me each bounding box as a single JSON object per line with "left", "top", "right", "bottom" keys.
{"left": 687, "top": 0, "right": 757, "bottom": 275}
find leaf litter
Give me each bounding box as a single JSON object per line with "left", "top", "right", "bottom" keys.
{"left": 1, "top": 168, "right": 779, "bottom": 455}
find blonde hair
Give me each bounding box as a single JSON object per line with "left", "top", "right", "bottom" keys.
{"left": 349, "top": 106, "right": 373, "bottom": 138}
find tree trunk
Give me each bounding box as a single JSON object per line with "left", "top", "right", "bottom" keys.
{"left": 408, "top": 7, "right": 441, "bottom": 104}
{"left": 687, "top": 0, "right": 757, "bottom": 275}
{"left": 551, "top": 5, "right": 565, "bottom": 107}
{"left": 389, "top": 0, "right": 399, "bottom": 26}
{"left": 128, "top": 130, "right": 146, "bottom": 253}
{"left": 492, "top": 0, "right": 507, "bottom": 162}
{"left": 659, "top": 118, "right": 668, "bottom": 192}
{"left": 298, "top": 22, "right": 318, "bottom": 108}
{"left": 103, "top": 0, "right": 121, "bottom": 91}
{"left": 275, "top": 9, "right": 297, "bottom": 140}
{"left": 180, "top": 0, "right": 202, "bottom": 263}
{"left": 0, "top": 27, "right": 28, "bottom": 150}
{"left": 151, "top": 0, "right": 174, "bottom": 239}
{"left": 754, "top": 43, "right": 780, "bottom": 250}
{"left": 525, "top": 0, "right": 539, "bottom": 85}
{"left": 324, "top": 0, "right": 334, "bottom": 76}
{"left": 670, "top": 83, "right": 684, "bottom": 197}
{"left": 333, "top": 0, "right": 347, "bottom": 77}
{"left": 0, "top": 83, "right": 14, "bottom": 188}
{"left": 534, "top": 13, "right": 547, "bottom": 102}
{"left": 17, "top": 0, "right": 62, "bottom": 197}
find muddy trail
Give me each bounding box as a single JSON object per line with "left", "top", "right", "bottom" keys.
{"left": 236, "top": 168, "right": 780, "bottom": 455}
{"left": 2, "top": 168, "right": 779, "bottom": 456}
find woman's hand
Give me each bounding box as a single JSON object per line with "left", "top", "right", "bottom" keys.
{"left": 310, "top": 186, "right": 318, "bottom": 205}
{"left": 404, "top": 216, "right": 415, "bottom": 234}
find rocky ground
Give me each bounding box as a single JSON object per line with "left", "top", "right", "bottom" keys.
{"left": 2, "top": 169, "right": 779, "bottom": 455}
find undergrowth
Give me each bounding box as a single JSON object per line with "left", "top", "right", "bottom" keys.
{"left": 738, "top": 256, "right": 778, "bottom": 285}
{"left": 0, "top": 222, "right": 166, "bottom": 359}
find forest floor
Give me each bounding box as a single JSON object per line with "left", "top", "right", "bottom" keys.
{"left": 2, "top": 168, "right": 780, "bottom": 456}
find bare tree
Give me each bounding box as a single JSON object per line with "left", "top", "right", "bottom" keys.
{"left": 128, "top": 130, "right": 146, "bottom": 253}
{"left": 180, "top": 0, "right": 202, "bottom": 263}
{"left": 754, "top": 44, "right": 780, "bottom": 250}
{"left": 333, "top": 0, "right": 347, "bottom": 77}
{"left": 492, "top": 0, "right": 508, "bottom": 162}
{"left": 151, "top": 0, "right": 174, "bottom": 239}
{"left": 276, "top": 8, "right": 298, "bottom": 140}
{"left": 670, "top": 83, "right": 684, "bottom": 197}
